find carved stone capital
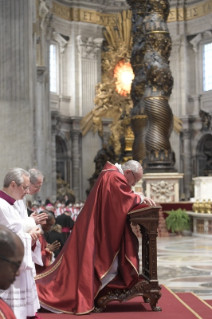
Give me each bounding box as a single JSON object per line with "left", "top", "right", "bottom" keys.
{"left": 52, "top": 31, "right": 68, "bottom": 53}
{"left": 77, "top": 35, "right": 103, "bottom": 60}
{"left": 189, "top": 33, "right": 202, "bottom": 53}
{"left": 37, "top": 66, "right": 46, "bottom": 83}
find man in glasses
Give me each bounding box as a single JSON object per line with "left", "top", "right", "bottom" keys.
{"left": 0, "top": 168, "right": 42, "bottom": 319}
{"left": 36, "top": 160, "right": 155, "bottom": 315}
{"left": 16, "top": 168, "right": 47, "bottom": 226}
{"left": 0, "top": 225, "right": 24, "bottom": 319}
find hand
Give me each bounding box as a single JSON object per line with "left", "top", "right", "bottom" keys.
{"left": 31, "top": 212, "right": 48, "bottom": 225}
{"left": 46, "top": 241, "right": 61, "bottom": 252}
{"left": 143, "top": 197, "right": 156, "bottom": 206}
{"left": 29, "top": 226, "right": 41, "bottom": 241}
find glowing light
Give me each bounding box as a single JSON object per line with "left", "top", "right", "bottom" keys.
{"left": 114, "top": 60, "right": 134, "bottom": 97}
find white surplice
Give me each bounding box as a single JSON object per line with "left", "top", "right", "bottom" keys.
{"left": 0, "top": 198, "right": 40, "bottom": 319}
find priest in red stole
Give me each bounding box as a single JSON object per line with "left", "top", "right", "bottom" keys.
{"left": 35, "top": 160, "right": 155, "bottom": 315}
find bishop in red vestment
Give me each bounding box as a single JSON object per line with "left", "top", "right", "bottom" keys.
{"left": 36, "top": 161, "right": 153, "bottom": 314}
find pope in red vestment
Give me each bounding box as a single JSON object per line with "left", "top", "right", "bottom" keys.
{"left": 35, "top": 161, "right": 145, "bottom": 314}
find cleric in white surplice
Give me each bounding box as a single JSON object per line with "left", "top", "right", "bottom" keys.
{"left": 0, "top": 168, "right": 42, "bottom": 319}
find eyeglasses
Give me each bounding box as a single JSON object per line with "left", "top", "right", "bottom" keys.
{"left": 20, "top": 184, "right": 29, "bottom": 191}
{"left": 131, "top": 170, "right": 137, "bottom": 184}
{"left": 15, "top": 182, "right": 29, "bottom": 191}
{"left": 33, "top": 184, "right": 42, "bottom": 190}
{"left": 0, "top": 254, "right": 21, "bottom": 272}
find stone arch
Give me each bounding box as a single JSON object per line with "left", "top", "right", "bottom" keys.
{"left": 196, "top": 133, "right": 212, "bottom": 176}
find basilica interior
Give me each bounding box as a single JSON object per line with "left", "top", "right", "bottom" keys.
{"left": 1, "top": 0, "right": 212, "bottom": 308}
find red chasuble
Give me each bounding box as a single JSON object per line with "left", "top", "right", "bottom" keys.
{"left": 0, "top": 298, "right": 16, "bottom": 319}
{"left": 35, "top": 162, "right": 142, "bottom": 314}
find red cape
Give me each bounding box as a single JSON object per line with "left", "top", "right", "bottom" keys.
{"left": 35, "top": 162, "right": 141, "bottom": 314}
{"left": 0, "top": 298, "right": 16, "bottom": 319}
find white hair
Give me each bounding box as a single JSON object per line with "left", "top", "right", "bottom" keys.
{"left": 121, "top": 160, "right": 142, "bottom": 173}
{"left": 3, "top": 168, "right": 30, "bottom": 188}
{"left": 28, "top": 168, "right": 44, "bottom": 185}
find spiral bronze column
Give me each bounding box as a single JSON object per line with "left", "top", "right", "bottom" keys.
{"left": 127, "top": 0, "right": 148, "bottom": 163}
{"left": 127, "top": 0, "right": 176, "bottom": 172}
{"left": 143, "top": 0, "right": 175, "bottom": 172}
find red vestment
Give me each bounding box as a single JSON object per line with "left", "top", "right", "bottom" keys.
{"left": 35, "top": 162, "right": 141, "bottom": 314}
{"left": 0, "top": 298, "right": 16, "bottom": 319}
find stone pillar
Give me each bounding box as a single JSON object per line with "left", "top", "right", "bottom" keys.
{"left": 76, "top": 35, "right": 103, "bottom": 116}
{"left": 51, "top": 111, "right": 60, "bottom": 202}
{"left": 182, "top": 128, "right": 192, "bottom": 200}
{"left": 77, "top": 35, "right": 103, "bottom": 200}
{"left": 101, "top": 118, "right": 113, "bottom": 146}
{"left": 189, "top": 33, "right": 202, "bottom": 115}
{"left": 71, "top": 118, "right": 81, "bottom": 202}
{"left": 0, "top": 0, "right": 35, "bottom": 181}
{"left": 34, "top": 0, "right": 53, "bottom": 202}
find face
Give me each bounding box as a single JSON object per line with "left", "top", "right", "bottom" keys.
{"left": 124, "top": 167, "right": 143, "bottom": 187}
{"left": 29, "top": 176, "right": 43, "bottom": 195}
{"left": 42, "top": 218, "right": 55, "bottom": 232}
{"left": 0, "top": 240, "right": 24, "bottom": 290}
{"left": 11, "top": 175, "right": 30, "bottom": 200}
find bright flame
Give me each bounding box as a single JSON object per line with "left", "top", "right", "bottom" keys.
{"left": 114, "top": 60, "right": 134, "bottom": 97}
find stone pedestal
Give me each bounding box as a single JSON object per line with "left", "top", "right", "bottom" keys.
{"left": 193, "top": 176, "right": 212, "bottom": 201}
{"left": 143, "top": 173, "right": 184, "bottom": 203}
{"left": 187, "top": 211, "right": 212, "bottom": 237}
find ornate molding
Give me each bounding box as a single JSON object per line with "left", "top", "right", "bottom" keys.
{"left": 50, "top": 0, "right": 212, "bottom": 24}
{"left": 77, "top": 35, "right": 103, "bottom": 59}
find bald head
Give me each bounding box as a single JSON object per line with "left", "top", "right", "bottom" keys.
{"left": 0, "top": 226, "right": 24, "bottom": 290}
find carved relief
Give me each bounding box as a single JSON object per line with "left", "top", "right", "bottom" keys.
{"left": 150, "top": 180, "right": 175, "bottom": 202}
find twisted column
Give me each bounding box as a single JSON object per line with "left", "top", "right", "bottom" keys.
{"left": 127, "top": 0, "right": 175, "bottom": 171}
{"left": 127, "top": 0, "right": 147, "bottom": 162}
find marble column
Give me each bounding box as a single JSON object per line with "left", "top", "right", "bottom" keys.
{"left": 101, "top": 118, "right": 113, "bottom": 146}
{"left": 76, "top": 35, "right": 103, "bottom": 116}
{"left": 51, "top": 111, "right": 60, "bottom": 202}
{"left": 182, "top": 128, "right": 192, "bottom": 200}
{"left": 77, "top": 35, "right": 103, "bottom": 200}
{"left": 71, "top": 117, "right": 81, "bottom": 202}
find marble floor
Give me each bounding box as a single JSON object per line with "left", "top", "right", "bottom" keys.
{"left": 154, "top": 235, "right": 212, "bottom": 300}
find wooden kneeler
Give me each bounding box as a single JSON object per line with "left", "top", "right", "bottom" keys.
{"left": 94, "top": 204, "right": 162, "bottom": 312}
